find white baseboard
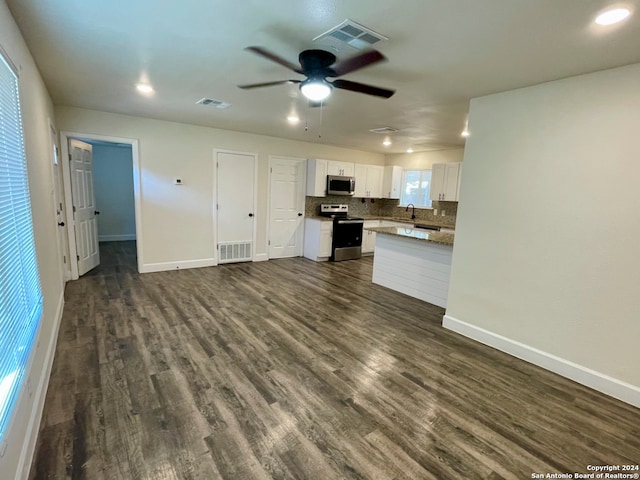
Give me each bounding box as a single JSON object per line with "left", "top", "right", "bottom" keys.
{"left": 17, "top": 291, "right": 65, "bottom": 479}
{"left": 98, "top": 234, "right": 136, "bottom": 242}
{"left": 254, "top": 253, "right": 268, "bottom": 262}
{"left": 443, "top": 315, "right": 640, "bottom": 408}
{"left": 140, "top": 257, "right": 217, "bottom": 273}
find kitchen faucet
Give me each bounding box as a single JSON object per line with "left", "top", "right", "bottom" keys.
{"left": 405, "top": 203, "right": 416, "bottom": 219}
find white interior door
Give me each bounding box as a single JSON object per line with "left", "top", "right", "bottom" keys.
{"left": 269, "top": 157, "right": 306, "bottom": 259}
{"left": 50, "top": 126, "right": 69, "bottom": 281}
{"left": 69, "top": 139, "right": 100, "bottom": 275}
{"left": 216, "top": 151, "right": 255, "bottom": 263}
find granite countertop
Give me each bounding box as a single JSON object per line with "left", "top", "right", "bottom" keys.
{"left": 362, "top": 216, "right": 455, "bottom": 229}
{"left": 307, "top": 215, "right": 454, "bottom": 230}
{"left": 366, "top": 226, "right": 454, "bottom": 246}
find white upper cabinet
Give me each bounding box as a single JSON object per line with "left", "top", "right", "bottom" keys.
{"left": 306, "top": 159, "right": 328, "bottom": 197}
{"left": 382, "top": 165, "right": 402, "bottom": 199}
{"left": 326, "top": 160, "right": 354, "bottom": 177}
{"left": 307, "top": 159, "right": 356, "bottom": 197}
{"left": 354, "top": 164, "right": 383, "bottom": 198}
{"left": 430, "top": 162, "right": 462, "bottom": 202}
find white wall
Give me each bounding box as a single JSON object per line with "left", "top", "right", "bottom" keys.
{"left": 385, "top": 148, "right": 464, "bottom": 169}
{"left": 91, "top": 143, "right": 136, "bottom": 241}
{"left": 55, "top": 106, "right": 384, "bottom": 270}
{"left": 445, "top": 63, "right": 640, "bottom": 406}
{"left": 0, "top": 1, "right": 65, "bottom": 478}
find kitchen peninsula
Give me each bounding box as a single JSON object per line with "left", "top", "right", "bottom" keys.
{"left": 367, "top": 226, "right": 454, "bottom": 308}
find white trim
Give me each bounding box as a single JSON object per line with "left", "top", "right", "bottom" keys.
{"left": 140, "top": 257, "right": 217, "bottom": 274}
{"left": 17, "top": 291, "right": 65, "bottom": 479}
{"left": 98, "top": 234, "right": 136, "bottom": 242}
{"left": 442, "top": 315, "right": 640, "bottom": 408}
{"left": 254, "top": 253, "right": 269, "bottom": 262}
{"left": 60, "top": 132, "right": 143, "bottom": 279}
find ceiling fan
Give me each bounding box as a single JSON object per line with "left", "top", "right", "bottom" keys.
{"left": 238, "top": 46, "right": 395, "bottom": 102}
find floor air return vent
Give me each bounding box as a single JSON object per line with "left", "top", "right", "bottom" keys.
{"left": 218, "top": 242, "right": 252, "bottom": 263}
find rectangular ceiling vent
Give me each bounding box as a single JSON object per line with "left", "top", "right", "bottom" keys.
{"left": 314, "top": 19, "right": 387, "bottom": 51}
{"left": 196, "top": 98, "right": 231, "bottom": 109}
{"left": 369, "top": 127, "right": 399, "bottom": 134}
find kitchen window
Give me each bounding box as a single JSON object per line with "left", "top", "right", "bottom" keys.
{"left": 0, "top": 48, "right": 43, "bottom": 443}
{"left": 400, "top": 169, "right": 432, "bottom": 208}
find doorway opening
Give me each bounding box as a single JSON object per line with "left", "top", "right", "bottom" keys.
{"left": 59, "top": 132, "right": 142, "bottom": 279}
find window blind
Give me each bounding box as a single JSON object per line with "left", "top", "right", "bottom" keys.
{"left": 400, "top": 169, "right": 432, "bottom": 208}
{"left": 0, "top": 49, "right": 43, "bottom": 442}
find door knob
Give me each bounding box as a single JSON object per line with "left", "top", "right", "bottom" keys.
{"left": 248, "top": 213, "right": 254, "bottom": 217}
{"left": 94, "top": 211, "right": 100, "bottom": 215}
{"left": 298, "top": 213, "right": 303, "bottom": 216}
{"left": 57, "top": 222, "right": 65, "bottom": 227}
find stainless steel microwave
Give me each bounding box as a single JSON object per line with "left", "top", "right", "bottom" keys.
{"left": 327, "top": 175, "right": 355, "bottom": 196}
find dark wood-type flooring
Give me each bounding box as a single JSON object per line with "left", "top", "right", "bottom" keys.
{"left": 30, "top": 241, "right": 640, "bottom": 479}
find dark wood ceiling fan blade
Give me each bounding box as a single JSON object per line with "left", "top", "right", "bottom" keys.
{"left": 238, "top": 80, "right": 300, "bottom": 89}
{"left": 245, "top": 46, "right": 303, "bottom": 74}
{"left": 331, "top": 79, "right": 395, "bottom": 98}
{"left": 329, "top": 50, "right": 386, "bottom": 77}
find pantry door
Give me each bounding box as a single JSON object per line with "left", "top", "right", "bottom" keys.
{"left": 268, "top": 156, "right": 306, "bottom": 258}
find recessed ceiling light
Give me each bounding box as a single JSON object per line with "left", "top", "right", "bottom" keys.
{"left": 406, "top": 148, "right": 414, "bottom": 153}
{"left": 383, "top": 139, "right": 391, "bottom": 146}
{"left": 136, "top": 83, "right": 154, "bottom": 95}
{"left": 287, "top": 115, "right": 300, "bottom": 124}
{"left": 461, "top": 129, "right": 470, "bottom": 137}
{"left": 595, "top": 7, "right": 631, "bottom": 25}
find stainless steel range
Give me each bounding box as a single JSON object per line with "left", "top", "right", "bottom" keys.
{"left": 318, "top": 204, "right": 364, "bottom": 261}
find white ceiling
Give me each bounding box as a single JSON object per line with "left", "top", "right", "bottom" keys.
{"left": 6, "top": 0, "right": 640, "bottom": 154}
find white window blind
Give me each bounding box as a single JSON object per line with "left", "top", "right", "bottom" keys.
{"left": 400, "top": 169, "right": 432, "bottom": 208}
{"left": 0, "top": 49, "right": 43, "bottom": 442}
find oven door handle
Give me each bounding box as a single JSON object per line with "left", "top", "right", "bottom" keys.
{"left": 336, "top": 219, "right": 364, "bottom": 224}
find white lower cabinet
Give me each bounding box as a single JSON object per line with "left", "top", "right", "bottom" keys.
{"left": 303, "top": 218, "right": 332, "bottom": 261}
{"left": 362, "top": 220, "right": 380, "bottom": 254}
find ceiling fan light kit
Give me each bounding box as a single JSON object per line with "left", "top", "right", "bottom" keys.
{"left": 300, "top": 79, "right": 332, "bottom": 101}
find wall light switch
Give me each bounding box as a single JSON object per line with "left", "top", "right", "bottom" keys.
{"left": 441, "top": 210, "right": 446, "bottom": 216}
{"left": 433, "top": 209, "right": 438, "bottom": 216}
{"left": 174, "top": 178, "right": 183, "bottom": 185}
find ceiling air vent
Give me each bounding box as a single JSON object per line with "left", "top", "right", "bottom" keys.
{"left": 369, "top": 127, "right": 399, "bottom": 134}
{"left": 196, "top": 98, "right": 231, "bottom": 109}
{"left": 314, "top": 19, "right": 387, "bottom": 51}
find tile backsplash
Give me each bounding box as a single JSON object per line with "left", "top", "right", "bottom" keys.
{"left": 305, "top": 196, "right": 457, "bottom": 227}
